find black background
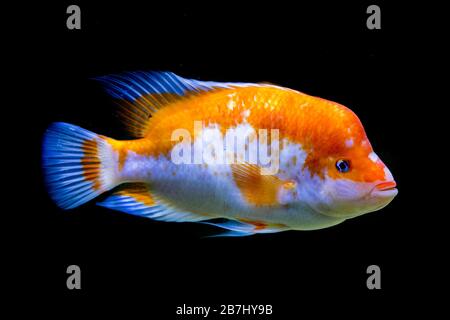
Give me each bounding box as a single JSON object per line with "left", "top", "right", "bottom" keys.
{"left": 9, "top": 0, "right": 438, "bottom": 317}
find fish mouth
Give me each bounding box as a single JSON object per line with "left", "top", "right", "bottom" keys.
{"left": 375, "top": 180, "right": 397, "bottom": 191}
{"left": 371, "top": 180, "right": 398, "bottom": 197}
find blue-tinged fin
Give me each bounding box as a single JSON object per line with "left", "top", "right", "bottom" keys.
{"left": 95, "top": 71, "right": 257, "bottom": 138}
{"left": 202, "top": 219, "right": 289, "bottom": 237}
{"left": 97, "top": 183, "right": 209, "bottom": 222}
{"left": 42, "top": 122, "right": 119, "bottom": 209}
{"left": 95, "top": 71, "right": 253, "bottom": 101}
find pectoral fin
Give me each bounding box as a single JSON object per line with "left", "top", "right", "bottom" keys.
{"left": 230, "top": 163, "right": 297, "bottom": 207}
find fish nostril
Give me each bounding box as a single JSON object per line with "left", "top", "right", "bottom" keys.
{"left": 376, "top": 181, "right": 397, "bottom": 191}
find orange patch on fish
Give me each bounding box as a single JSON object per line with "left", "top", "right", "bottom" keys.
{"left": 116, "top": 184, "right": 155, "bottom": 206}
{"left": 100, "top": 84, "right": 388, "bottom": 187}
{"left": 110, "top": 85, "right": 382, "bottom": 183}
{"left": 239, "top": 218, "right": 268, "bottom": 230}
{"left": 80, "top": 138, "right": 102, "bottom": 190}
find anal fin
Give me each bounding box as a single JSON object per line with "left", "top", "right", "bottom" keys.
{"left": 203, "top": 218, "right": 289, "bottom": 237}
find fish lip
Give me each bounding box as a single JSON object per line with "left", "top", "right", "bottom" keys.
{"left": 365, "top": 180, "right": 398, "bottom": 200}
{"left": 373, "top": 180, "right": 397, "bottom": 192}
{"left": 370, "top": 185, "right": 398, "bottom": 198}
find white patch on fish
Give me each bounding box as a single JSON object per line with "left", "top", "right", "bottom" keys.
{"left": 278, "top": 139, "right": 308, "bottom": 180}
{"left": 383, "top": 166, "right": 394, "bottom": 181}
{"left": 369, "top": 152, "right": 379, "bottom": 163}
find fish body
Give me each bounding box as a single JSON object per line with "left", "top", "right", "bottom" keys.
{"left": 43, "top": 72, "right": 397, "bottom": 236}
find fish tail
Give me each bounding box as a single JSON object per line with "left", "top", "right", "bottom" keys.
{"left": 42, "top": 122, "right": 120, "bottom": 209}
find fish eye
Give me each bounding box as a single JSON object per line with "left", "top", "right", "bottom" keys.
{"left": 335, "top": 159, "right": 350, "bottom": 173}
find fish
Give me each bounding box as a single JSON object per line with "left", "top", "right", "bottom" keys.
{"left": 42, "top": 71, "right": 398, "bottom": 236}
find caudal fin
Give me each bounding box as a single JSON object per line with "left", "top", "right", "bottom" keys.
{"left": 42, "top": 122, "right": 119, "bottom": 209}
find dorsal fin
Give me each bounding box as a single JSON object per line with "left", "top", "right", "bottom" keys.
{"left": 95, "top": 71, "right": 255, "bottom": 138}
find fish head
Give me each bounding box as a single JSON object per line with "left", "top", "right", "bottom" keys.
{"left": 300, "top": 104, "right": 398, "bottom": 219}
{"left": 314, "top": 151, "right": 398, "bottom": 219}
